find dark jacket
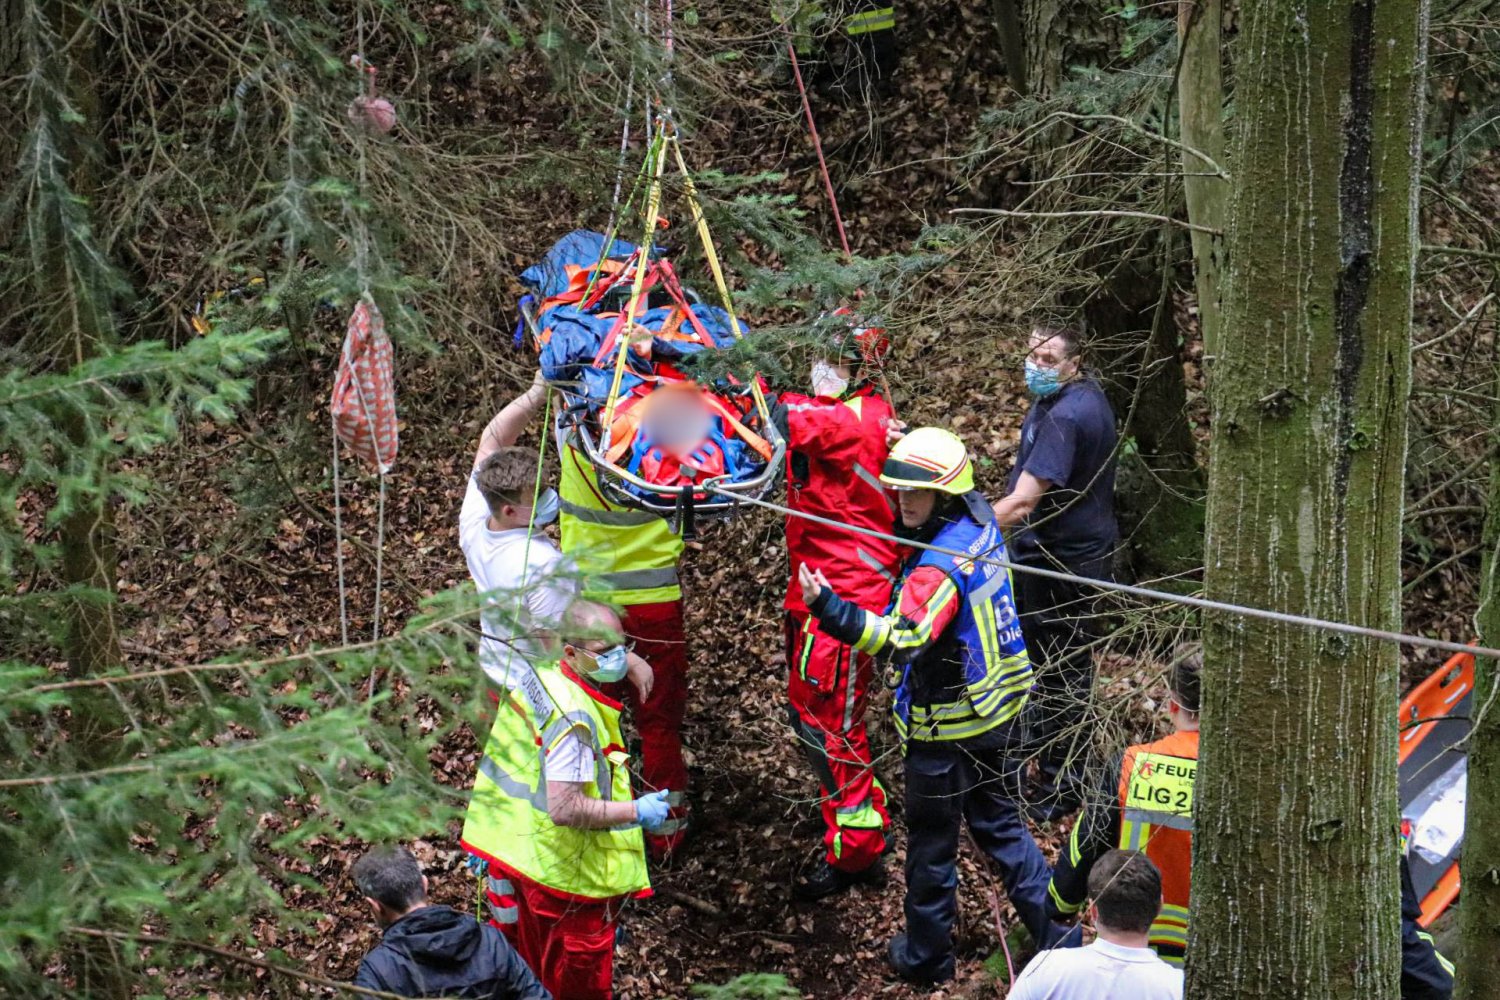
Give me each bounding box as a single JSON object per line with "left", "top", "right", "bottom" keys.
{"left": 352, "top": 905, "right": 551, "bottom": 999}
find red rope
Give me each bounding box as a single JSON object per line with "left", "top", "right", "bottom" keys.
{"left": 786, "top": 37, "right": 852, "bottom": 259}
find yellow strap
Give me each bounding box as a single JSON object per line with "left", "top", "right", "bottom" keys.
{"left": 669, "top": 134, "right": 774, "bottom": 425}
{"left": 601, "top": 131, "right": 670, "bottom": 433}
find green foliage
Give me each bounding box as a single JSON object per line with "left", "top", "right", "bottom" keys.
{"left": 691, "top": 972, "right": 801, "bottom": 1000}
{"left": 0, "top": 1, "right": 936, "bottom": 994}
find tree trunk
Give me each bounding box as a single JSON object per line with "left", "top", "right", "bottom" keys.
{"left": 30, "top": 0, "right": 125, "bottom": 679}
{"left": 1176, "top": 0, "right": 1227, "bottom": 358}
{"left": 30, "top": 3, "right": 129, "bottom": 991}
{"left": 1458, "top": 345, "right": 1500, "bottom": 997}
{"left": 1190, "top": 2, "right": 1427, "bottom": 998}
{"left": 991, "top": 0, "right": 1028, "bottom": 96}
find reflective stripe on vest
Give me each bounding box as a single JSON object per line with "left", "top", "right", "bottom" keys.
{"left": 462, "top": 665, "right": 649, "bottom": 900}
{"left": 846, "top": 6, "right": 894, "bottom": 35}
{"left": 559, "top": 443, "right": 683, "bottom": 604}
{"left": 558, "top": 497, "right": 659, "bottom": 527}
{"left": 1116, "top": 732, "right": 1198, "bottom": 965}
{"left": 596, "top": 567, "right": 679, "bottom": 592}
{"left": 893, "top": 513, "right": 1033, "bottom": 744}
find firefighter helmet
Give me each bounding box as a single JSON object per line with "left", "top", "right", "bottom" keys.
{"left": 880, "top": 427, "right": 974, "bottom": 495}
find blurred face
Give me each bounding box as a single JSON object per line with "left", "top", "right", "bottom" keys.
{"left": 1028, "top": 329, "right": 1080, "bottom": 381}
{"left": 897, "top": 489, "right": 938, "bottom": 528}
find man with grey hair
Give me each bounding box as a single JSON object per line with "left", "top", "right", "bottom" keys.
{"left": 462, "top": 599, "right": 670, "bottom": 1000}
{"left": 350, "top": 844, "right": 549, "bottom": 998}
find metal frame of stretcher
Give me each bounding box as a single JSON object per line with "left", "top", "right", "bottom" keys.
{"left": 522, "top": 300, "right": 787, "bottom": 531}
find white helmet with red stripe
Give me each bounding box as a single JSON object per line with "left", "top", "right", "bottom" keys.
{"left": 880, "top": 427, "right": 974, "bottom": 495}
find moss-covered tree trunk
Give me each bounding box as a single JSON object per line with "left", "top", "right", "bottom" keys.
{"left": 1176, "top": 0, "right": 1226, "bottom": 358}
{"left": 1189, "top": 2, "right": 1427, "bottom": 998}
{"left": 1459, "top": 344, "right": 1500, "bottom": 996}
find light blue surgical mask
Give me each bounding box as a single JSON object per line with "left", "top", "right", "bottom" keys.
{"left": 1024, "top": 359, "right": 1063, "bottom": 397}
{"left": 531, "top": 487, "right": 560, "bottom": 527}
{"left": 578, "top": 644, "right": 630, "bottom": 684}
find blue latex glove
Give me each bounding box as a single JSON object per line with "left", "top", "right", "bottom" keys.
{"left": 464, "top": 853, "right": 487, "bottom": 877}
{"left": 633, "top": 789, "right": 672, "bottom": 832}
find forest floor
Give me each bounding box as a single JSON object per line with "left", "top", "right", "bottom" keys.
{"left": 96, "top": 3, "right": 1492, "bottom": 996}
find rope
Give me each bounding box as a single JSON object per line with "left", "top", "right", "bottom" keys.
{"left": 604, "top": 65, "right": 636, "bottom": 240}
{"left": 331, "top": 416, "right": 350, "bottom": 647}
{"left": 782, "top": 29, "right": 896, "bottom": 413}
{"left": 350, "top": 15, "right": 389, "bottom": 691}
{"left": 373, "top": 473, "right": 386, "bottom": 642}
{"left": 706, "top": 486, "right": 1500, "bottom": 662}
{"left": 601, "top": 129, "right": 670, "bottom": 433}
{"left": 667, "top": 133, "right": 774, "bottom": 423}
{"left": 785, "top": 31, "right": 852, "bottom": 258}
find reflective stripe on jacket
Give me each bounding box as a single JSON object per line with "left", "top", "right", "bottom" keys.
{"left": 559, "top": 440, "right": 684, "bottom": 605}
{"left": 461, "top": 662, "right": 650, "bottom": 901}
{"left": 890, "top": 512, "right": 1031, "bottom": 743}
{"left": 1116, "top": 729, "right": 1198, "bottom": 966}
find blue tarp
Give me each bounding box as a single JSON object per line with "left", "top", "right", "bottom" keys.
{"left": 520, "top": 229, "right": 639, "bottom": 301}
{"left": 521, "top": 231, "right": 768, "bottom": 501}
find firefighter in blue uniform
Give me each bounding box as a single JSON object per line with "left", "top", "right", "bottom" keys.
{"left": 800, "top": 426, "right": 1064, "bottom": 984}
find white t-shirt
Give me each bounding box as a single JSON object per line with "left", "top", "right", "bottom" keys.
{"left": 1008, "top": 938, "right": 1183, "bottom": 1000}
{"left": 543, "top": 723, "right": 595, "bottom": 784}
{"left": 459, "top": 478, "right": 575, "bottom": 690}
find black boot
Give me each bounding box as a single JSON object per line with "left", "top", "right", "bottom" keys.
{"left": 886, "top": 933, "right": 953, "bottom": 985}
{"left": 791, "top": 857, "right": 885, "bottom": 902}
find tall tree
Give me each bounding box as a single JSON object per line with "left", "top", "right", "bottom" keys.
{"left": 1190, "top": 3, "right": 1428, "bottom": 999}
{"left": 1459, "top": 313, "right": 1500, "bottom": 996}
{"left": 1176, "top": 0, "right": 1226, "bottom": 357}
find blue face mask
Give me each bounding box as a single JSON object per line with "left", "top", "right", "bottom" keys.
{"left": 531, "top": 487, "right": 560, "bottom": 527}
{"left": 1024, "top": 359, "right": 1064, "bottom": 397}
{"left": 578, "top": 644, "right": 630, "bottom": 684}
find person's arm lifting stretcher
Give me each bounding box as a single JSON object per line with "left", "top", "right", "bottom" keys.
{"left": 474, "top": 371, "right": 547, "bottom": 470}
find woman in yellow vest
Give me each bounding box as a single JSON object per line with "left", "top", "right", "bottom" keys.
{"left": 462, "top": 601, "right": 671, "bottom": 1000}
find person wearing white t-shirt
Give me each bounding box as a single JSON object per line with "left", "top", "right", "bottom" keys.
{"left": 1009, "top": 849, "right": 1182, "bottom": 1000}
{"left": 462, "top": 377, "right": 652, "bottom": 700}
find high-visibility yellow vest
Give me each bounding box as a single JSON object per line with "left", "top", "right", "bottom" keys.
{"left": 1116, "top": 729, "right": 1198, "bottom": 965}
{"left": 460, "top": 662, "right": 650, "bottom": 901}
{"left": 559, "top": 440, "right": 684, "bottom": 606}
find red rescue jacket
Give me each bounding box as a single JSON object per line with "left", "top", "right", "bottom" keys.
{"left": 781, "top": 384, "right": 899, "bottom": 615}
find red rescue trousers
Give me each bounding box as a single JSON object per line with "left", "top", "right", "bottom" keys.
{"left": 487, "top": 864, "right": 621, "bottom": 1000}
{"left": 606, "top": 599, "right": 690, "bottom": 857}
{"left": 786, "top": 611, "right": 889, "bottom": 872}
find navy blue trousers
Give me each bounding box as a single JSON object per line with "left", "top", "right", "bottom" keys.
{"left": 896, "top": 728, "right": 1052, "bottom": 979}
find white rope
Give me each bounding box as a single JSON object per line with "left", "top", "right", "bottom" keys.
{"left": 331, "top": 415, "right": 351, "bottom": 647}
{"left": 373, "top": 472, "right": 386, "bottom": 644}
{"left": 707, "top": 486, "right": 1500, "bottom": 662}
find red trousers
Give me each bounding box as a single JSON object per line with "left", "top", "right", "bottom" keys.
{"left": 786, "top": 611, "right": 889, "bottom": 872}
{"left": 488, "top": 865, "right": 621, "bottom": 1000}
{"left": 606, "top": 599, "right": 690, "bottom": 857}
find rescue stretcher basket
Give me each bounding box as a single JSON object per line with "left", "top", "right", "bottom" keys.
{"left": 518, "top": 293, "right": 786, "bottom": 534}
{"left": 1398, "top": 649, "right": 1473, "bottom": 928}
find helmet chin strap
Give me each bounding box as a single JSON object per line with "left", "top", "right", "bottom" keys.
{"left": 961, "top": 489, "right": 996, "bottom": 525}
